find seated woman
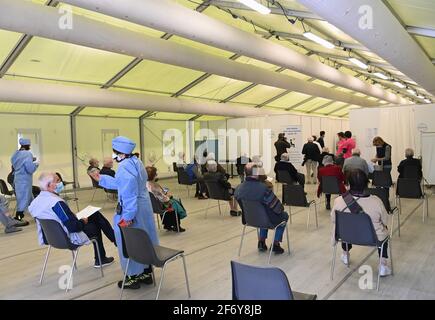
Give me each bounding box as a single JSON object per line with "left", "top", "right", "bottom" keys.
{"left": 330, "top": 169, "right": 391, "bottom": 276}
{"left": 146, "top": 166, "right": 187, "bottom": 232}
{"left": 29, "top": 172, "right": 116, "bottom": 268}
{"left": 317, "top": 155, "right": 347, "bottom": 210}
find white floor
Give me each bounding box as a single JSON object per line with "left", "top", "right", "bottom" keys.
{"left": 0, "top": 178, "right": 433, "bottom": 300}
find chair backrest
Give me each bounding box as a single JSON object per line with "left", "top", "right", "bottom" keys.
{"left": 396, "top": 178, "right": 423, "bottom": 199}
{"left": 276, "top": 170, "right": 294, "bottom": 184}
{"left": 37, "top": 218, "right": 76, "bottom": 250}
{"left": 173, "top": 162, "right": 178, "bottom": 172}
{"left": 177, "top": 167, "right": 194, "bottom": 185}
{"left": 402, "top": 166, "right": 420, "bottom": 179}
{"left": 119, "top": 226, "right": 158, "bottom": 265}
{"left": 149, "top": 192, "right": 164, "bottom": 214}
{"left": 204, "top": 180, "right": 231, "bottom": 201}
{"left": 282, "top": 184, "right": 308, "bottom": 207}
{"left": 241, "top": 200, "right": 274, "bottom": 229}
{"left": 365, "top": 187, "right": 392, "bottom": 212}
{"left": 372, "top": 171, "right": 392, "bottom": 188}
{"left": 334, "top": 211, "right": 378, "bottom": 246}
{"left": 0, "top": 179, "right": 12, "bottom": 196}
{"left": 321, "top": 176, "right": 341, "bottom": 194}
{"left": 231, "top": 261, "right": 293, "bottom": 300}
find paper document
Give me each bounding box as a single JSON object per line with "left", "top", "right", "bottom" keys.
{"left": 76, "top": 206, "right": 101, "bottom": 220}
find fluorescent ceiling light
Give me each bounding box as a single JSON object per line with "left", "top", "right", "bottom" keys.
{"left": 373, "top": 72, "right": 388, "bottom": 80}
{"left": 417, "top": 94, "right": 425, "bottom": 99}
{"left": 407, "top": 89, "right": 416, "bottom": 95}
{"left": 393, "top": 81, "right": 405, "bottom": 89}
{"left": 238, "top": 0, "right": 271, "bottom": 14}
{"left": 349, "top": 57, "right": 368, "bottom": 69}
{"left": 303, "top": 32, "right": 335, "bottom": 49}
{"left": 424, "top": 98, "right": 431, "bottom": 103}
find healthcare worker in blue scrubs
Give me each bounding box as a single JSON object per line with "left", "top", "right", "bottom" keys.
{"left": 90, "top": 136, "right": 159, "bottom": 289}
{"left": 11, "top": 138, "right": 39, "bottom": 223}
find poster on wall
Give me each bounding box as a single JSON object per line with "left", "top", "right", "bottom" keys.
{"left": 281, "top": 125, "right": 303, "bottom": 165}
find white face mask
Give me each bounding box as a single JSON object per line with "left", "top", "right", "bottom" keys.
{"left": 112, "top": 153, "right": 125, "bottom": 163}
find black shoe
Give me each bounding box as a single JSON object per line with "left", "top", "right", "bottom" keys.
{"left": 13, "top": 220, "right": 29, "bottom": 227}
{"left": 272, "top": 243, "right": 284, "bottom": 254}
{"left": 137, "top": 272, "right": 153, "bottom": 285}
{"left": 230, "top": 210, "right": 241, "bottom": 217}
{"left": 118, "top": 276, "right": 141, "bottom": 289}
{"left": 258, "top": 240, "right": 268, "bottom": 252}
{"left": 172, "top": 226, "right": 186, "bottom": 232}
{"left": 94, "top": 256, "right": 114, "bottom": 268}
{"left": 326, "top": 203, "right": 331, "bottom": 210}
{"left": 164, "top": 225, "right": 173, "bottom": 231}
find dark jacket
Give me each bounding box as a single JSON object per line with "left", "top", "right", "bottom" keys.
{"left": 203, "top": 171, "right": 232, "bottom": 190}
{"left": 274, "top": 161, "right": 299, "bottom": 182}
{"left": 398, "top": 157, "right": 422, "bottom": 179}
{"left": 100, "top": 166, "right": 116, "bottom": 177}
{"left": 235, "top": 177, "right": 288, "bottom": 226}
{"left": 302, "top": 142, "right": 321, "bottom": 162}
{"left": 317, "top": 136, "right": 325, "bottom": 148}
{"left": 274, "top": 139, "right": 290, "bottom": 161}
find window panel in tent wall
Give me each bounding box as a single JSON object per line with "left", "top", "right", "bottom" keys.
{"left": 0, "top": 114, "right": 72, "bottom": 185}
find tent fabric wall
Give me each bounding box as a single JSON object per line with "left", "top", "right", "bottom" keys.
{"left": 0, "top": 114, "right": 72, "bottom": 185}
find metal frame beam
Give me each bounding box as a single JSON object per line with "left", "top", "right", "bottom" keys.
{"left": 325, "top": 104, "right": 351, "bottom": 116}
{"left": 307, "top": 100, "right": 335, "bottom": 113}
{"left": 406, "top": 26, "right": 435, "bottom": 38}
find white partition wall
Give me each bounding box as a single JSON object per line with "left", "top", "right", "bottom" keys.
{"left": 0, "top": 114, "right": 73, "bottom": 184}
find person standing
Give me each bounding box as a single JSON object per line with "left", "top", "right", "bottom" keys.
{"left": 302, "top": 137, "right": 321, "bottom": 184}
{"left": 11, "top": 138, "right": 39, "bottom": 222}
{"left": 372, "top": 137, "right": 392, "bottom": 173}
{"left": 317, "top": 131, "right": 325, "bottom": 149}
{"left": 342, "top": 131, "right": 356, "bottom": 159}
{"left": 90, "top": 136, "right": 158, "bottom": 290}
{"left": 274, "top": 133, "right": 290, "bottom": 162}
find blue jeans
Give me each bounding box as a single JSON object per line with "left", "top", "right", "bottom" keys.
{"left": 259, "top": 225, "right": 285, "bottom": 242}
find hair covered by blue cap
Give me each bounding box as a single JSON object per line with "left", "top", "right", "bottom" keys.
{"left": 112, "top": 136, "right": 136, "bottom": 154}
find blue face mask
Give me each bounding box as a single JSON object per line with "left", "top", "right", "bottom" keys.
{"left": 55, "top": 182, "right": 64, "bottom": 194}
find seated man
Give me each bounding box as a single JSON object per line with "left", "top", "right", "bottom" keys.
{"left": 235, "top": 163, "right": 289, "bottom": 254}
{"left": 29, "top": 172, "right": 116, "bottom": 268}
{"left": 398, "top": 148, "right": 422, "bottom": 180}
{"left": 100, "top": 157, "right": 116, "bottom": 177}
{"left": 343, "top": 149, "right": 369, "bottom": 176}
{"left": 203, "top": 160, "right": 240, "bottom": 216}
{"left": 0, "top": 194, "right": 28, "bottom": 233}
{"left": 87, "top": 158, "right": 101, "bottom": 188}
{"left": 330, "top": 169, "right": 391, "bottom": 276}
{"left": 317, "top": 156, "right": 346, "bottom": 210}
{"left": 274, "top": 153, "right": 305, "bottom": 187}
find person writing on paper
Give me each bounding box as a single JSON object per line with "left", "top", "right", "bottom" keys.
{"left": 29, "top": 172, "right": 115, "bottom": 268}
{"left": 89, "top": 136, "right": 159, "bottom": 290}
{"left": 11, "top": 138, "right": 39, "bottom": 223}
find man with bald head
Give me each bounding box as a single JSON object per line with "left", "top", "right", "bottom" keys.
{"left": 100, "top": 157, "right": 116, "bottom": 177}
{"left": 342, "top": 149, "right": 369, "bottom": 176}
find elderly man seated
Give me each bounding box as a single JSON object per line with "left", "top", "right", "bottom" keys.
{"left": 100, "top": 157, "right": 116, "bottom": 177}
{"left": 29, "top": 172, "right": 116, "bottom": 268}
{"left": 235, "top": 163, "right": 289, "bottom": 254}
{"left": 342, "top": 149, "right": 369, "bottom": 176}
{"left": 398, "top": 148, "right": 422, "bottom": 180}
{"left": 274, "top": 153, "right": 305, "bottom": 187}
{"left": 203, "top": 160, "right": 240, "bottom": 216}
{"left": 0, "top": 195, "right": 28, "bottom": 233}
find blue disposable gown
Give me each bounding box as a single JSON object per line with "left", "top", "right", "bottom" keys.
{"left": 11, "top": 150, "right": 39, "bottom": 212}
{"left": 99, "top": 156, "right": 159, "bottom": 276}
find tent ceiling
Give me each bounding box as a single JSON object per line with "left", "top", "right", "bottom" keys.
{"left": 0, "top": 0, "right": 432, "bottom": 119}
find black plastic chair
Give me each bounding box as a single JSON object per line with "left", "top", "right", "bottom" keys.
{"left": 276, "top": 170, "right": 295, "bottom": 185}
{"left": 37, "top": 218, "right": 104, "bottom": 292}
{"left": 372, "top": 171, "right": 393, "bottom": 188}
{"left": 203, "top": 180, "right": 231, "bottom": 218}
{"left": 331, "top": 211, "right": 393, "bottom": 291}
{"left": 365, "top": 187, "right": 400, "bottom": 237}
{"left": 321, "top": 176, "right": 341, "bottom": 195}
{"left": 119, "top": 226, "right": 190, "bottom": 300}
{"left": 231, "top": 261, "right": 317, "bottom": 300}
{"left": 149, "top": 192, "right": 179, "bottom": 233}
{"left": 282, "top": 184, "right": 318, "bottom": 229}
{"left": 238, "top": 200, "right": 290, "bottom": 264}
{"left": 396, "top": 178, "right": 428, "bottom": 223}
{"left": 177, "top": 167, "right": 196, "bottom": 197}
{"left": 402, "top": 166, "right": 421, "bottom": 179}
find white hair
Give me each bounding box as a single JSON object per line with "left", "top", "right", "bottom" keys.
{"left": 322, "top": 155, "right": 334, "bottom": 166}
{"left": 405, "top": 148, "right": 414, "bottom": 158}
{"left": 280, "top": 153, "right": 289, "bottom": 161}
{"left": 206, "top": 152, "right": 215, "bottom": 161}
{"left": 38, "top": 172, "right": 55, "bottom": 191}
{"left": 352, "top": 148, "right": 361, "bottom": 156}
{"left": 206, "top": 160, "right": 218, "bottom": 173}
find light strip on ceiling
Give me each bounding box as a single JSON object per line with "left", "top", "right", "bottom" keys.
{"left": 373, "top": 72, "right": 388, "bottom": 80}
{"left": 393, "top": 81, "right": 405, "bottom": 89}
{"left": 407, "top": 89, "right": 416, "bottom": 96}
{"left": 303, "top": 32, "right": 335, "bottom": 49}
{"left": 238, "top": 0, "right": 271, "bottom": 14}
{"left": 349, "top": 57, "right": 368, "bottom": 69}
{"left": 424, "top": 98, "right": 432, "bottom": 103}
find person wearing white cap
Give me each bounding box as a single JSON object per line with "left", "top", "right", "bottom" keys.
{"left": 10, "top": 138, "right": 39, "bottom": 223}
{"left": 89, "top": 136, "right": 159, "bottom": 290}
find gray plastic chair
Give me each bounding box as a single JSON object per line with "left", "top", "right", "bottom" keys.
{"left": 282, "top": 184, "right": 318, "bottom": 229}
{"left": 119, "top": 226, "right": 190, "bottom": 300}
{"left": 231, "top": 261, "right": 317, "bottom": 300}
{"left": 276, "top": 170, "right": 295, "bottom": 185}
{"left": 203, "top": 180, "right": 231, "bottom": 218}
{"left": 365, "top": 187, "right": 400, "bottom": 237}
{"left": 331, "top": 211, "right": 393, "bottom": 291}
{"left": 37, "top": 218, "right": 104, "bottom": 293}
{"left": 396, "top": 178, "right": 429, "bottom": 223}
{"left": 238, "top": 199, "right": 290, "bottom": 264}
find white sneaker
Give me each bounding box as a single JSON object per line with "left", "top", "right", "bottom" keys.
{"left": 341, "top": 253, "right": 349, "bottom": 266}
{"left": 379, "top": 265, "right": 392, "bottom": 277}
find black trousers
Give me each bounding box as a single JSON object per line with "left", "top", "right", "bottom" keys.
{"left": 161, "top": 211, "right": 181, "bottom": 229}
{"left": 341, "top": 240, "right": 389, "bottom": 258}
{"left": 83, "top": 211, "right": 115, "bottom": 262}
{"left": 325, "top": 194, "right": 331, "bottom": 204}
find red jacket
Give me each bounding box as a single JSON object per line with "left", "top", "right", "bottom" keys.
{"left": 317, "top": 164, "right": 346, "bottom": 197}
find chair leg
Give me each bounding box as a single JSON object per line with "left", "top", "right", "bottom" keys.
{"left": 205, "top": 199, "right": 211, "bottom": 219}
{"left": 389, "top": 239, "right": 394, "bottom": 275}
{"left": 288, "top": 206, "right": 292, "bottom": 224}
{"left": 285, "top": 224, "right": 290, "bottom": 255}
{"left": 314, "top": 202, "right": 318, "bottom": 229}
{"left": 238, "top": 225, "right": 247, "bottom": 257}
{"left": 119, "top": 259, "right": 130, "bottom": 300}
{"left": 39, "top": 245, "right": 51, "bottom": 285}
{"left": 156, "top": 262, "right": 169, "bottom": 300}
{"left": 268, "top": 228, "right": 278, "bottom": 264}
{"left": 91, "top": 239, "right": 104, "bottom": 278}
{"left": 90, "top": 188, "right": 97, "bottom": 203}
{"left": 218, "top": 200, "right": 222, "bottom": 216}
{"left": 71, "top": 251, "right": 78, "bottom": 270}
{"left": 175, "top": 212, "right": 180, "bottom": 233}
{"left": 156, "top": 214, "right": 161, "bottom": 230}
{"left": 66, "top": 249, "right": 79, "bottom": 293}
{"left": 151, "top": 266, "right": 156, "bottom": 287}
{"left": 181, "top": 254, "right": 191, "bottom": 298}
{"left": 377, "top": 245, "right": 384, "bottom": 291}
{"left": 306, "top": 206, "right": 310, "bottom": 230}
{"left": 423, "top": 197, "right": 427, "bottom": 223}
{"left": 330, "top": 244, "right": 337, "bottom": 280}
{"left": 187, "top": 186, "right": 190, "bottom": 197}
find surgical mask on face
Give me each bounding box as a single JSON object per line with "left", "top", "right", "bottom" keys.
{"left": 112, "top": 153, "right": 125, "bottom": 163}
{"left": 55, "top": 182, "right": 64, "bottom": 194}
